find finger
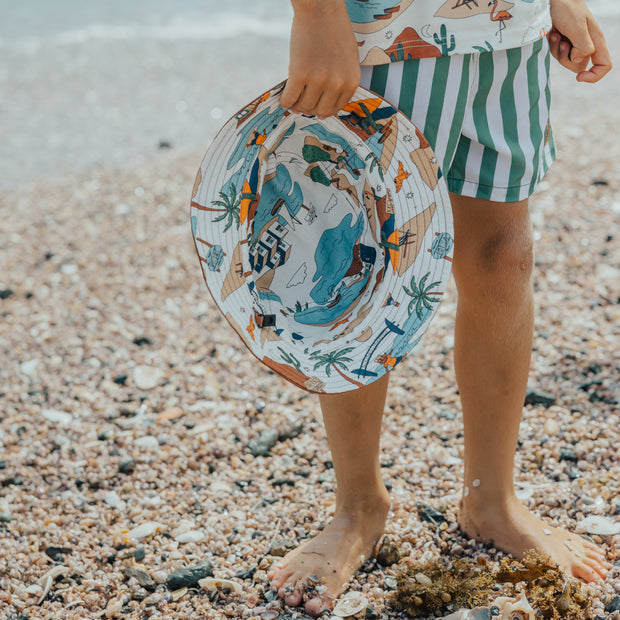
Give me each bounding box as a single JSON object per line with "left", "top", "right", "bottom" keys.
{"left": 576, "top": 19, "right": 613, "bottom": 83}
{"left": 548, "top": 28, "right": 563, "bottom": 62}
{"left": 280, "top": 77, "right": 305, "bottom": 110}
{"left": 564, "top": 20, "right": 595, "bottom": 65}
{"left": 290, "top": 83, "right": 323, "bottom": 115}
{"left": 334, "top": 84, "right": 358, "bottom": 112}
{"left": 315, "top": 90, "right": 343, "bottom": 119}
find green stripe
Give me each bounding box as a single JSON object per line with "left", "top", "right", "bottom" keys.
{"left": 442, "top": 57, "right": 470, "bottom": 173}
{"left": 447, "top": 135, "right": 471, "bottom": 195}
{"left": 472, "top": 51, "right": 497, "bottom": 194}
{"left": 422, "top": 57, "right": 450, "bottom": 149}
{"left": 369, "top": 63, "right": 389, "bottom": 97}
{"left": 501, "top": 46, "right": 525, "bottom": 202}
{"left": 527, "top": 39, "right": 545, "bottom": 195}
{"left": 397, "top": 59, "right": 420, "bottom": 119}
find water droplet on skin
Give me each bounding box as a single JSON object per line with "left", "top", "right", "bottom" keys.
{"left": 472, "top": 479, "right": 480, "bottom": 487}
{"left": 464, "top": 486, "right": 470, "bottom": 496}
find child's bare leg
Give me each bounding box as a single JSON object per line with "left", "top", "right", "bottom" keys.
{"left": 267, "top": 374, "right": 391, "bottom": 616}
{"left": 451, "top": 194, "right": 612, "bottom": 582}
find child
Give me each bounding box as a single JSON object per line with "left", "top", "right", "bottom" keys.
{"left": 266, "top": 0, "right": 613, "bottom": 615}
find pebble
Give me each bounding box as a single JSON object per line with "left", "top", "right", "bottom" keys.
{"left": 42, "top": 409, "right": 73, "bottom": 425}
{"left": 543, "top": 418, "right": 560, "bottom": 435}
{"left": 133, "top": 365, "right": 165, "bottom": 390}
{"left": 20, "top": 359, "right": 39, "bottom": 375}
{"left": 118, "top": 457, "right": 137, "bottom": 474}
{"left": 248, "top": 429, "right": 280, "bottom": 456}
{"left": 524, "top": 389, "right": 556, "bottom": 407}
{"left": 135, "top": 435, "right": 159, "bottom": 449}
{"left": 104, "top": 491, "right": 126, "bottom": 510}
{"left": 166, "top": 561, "right": 213, "bottom": 590}
{"left": 375, "top": 536, "right": 401, "bottom": 567}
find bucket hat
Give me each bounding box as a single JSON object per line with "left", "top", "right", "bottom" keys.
{"left": 190, "top": 81, "right": 453, "bottom": 394}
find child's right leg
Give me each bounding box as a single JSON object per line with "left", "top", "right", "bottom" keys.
{"left": 267, "top": 373, "right": 391, "bottom": 616}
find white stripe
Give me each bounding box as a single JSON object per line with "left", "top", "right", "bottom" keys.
{"left": 461, "top": 55, "right": 483, "bottom": 191}
{"left": 484, "top": 50, "right": 511, "bottom": 202}
{"left": 513, "top": 43, "right": 536, "bottom": 202}
{"left": 432, "top": 55, "right": 465, "bottom": 172}
{"left": 409, "top": 58, "right": 436, "bottom": 131}
{"left": 383, "top": 60, "right": 404, "bottom": 108}
{"left": 360, "top": 65, "right": 373, "bottom": 89}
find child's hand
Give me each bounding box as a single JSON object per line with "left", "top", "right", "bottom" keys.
{"left": 548, "top": 0, "right": 612, "bottom": 82}
{"left": 282, "top": 0, "right": 361, "bottom": 118}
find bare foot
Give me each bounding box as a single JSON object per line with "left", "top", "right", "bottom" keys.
{"left": 457, "top": 493, "right": 613, "bottom": 583}
{"left": 267, "top": 495, "right": 390, "bottom": 616}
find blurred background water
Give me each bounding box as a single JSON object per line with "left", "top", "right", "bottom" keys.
{"left": 0, "top": 0, "right": 617, "bottom": 192}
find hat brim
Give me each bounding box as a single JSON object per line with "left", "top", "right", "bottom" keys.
{"left": 191, "top": 81, "right": 453, "bottom": 394}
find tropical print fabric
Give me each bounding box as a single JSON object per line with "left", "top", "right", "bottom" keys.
{"left": 345, "top": 0, "right": 551, "bottom": 65}
{"left": 191, "top": 82, "right": 453, "bottom": 394}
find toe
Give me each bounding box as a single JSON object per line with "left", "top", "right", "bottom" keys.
{"left": 283, "top": 587, "right": 303, "bottom": 607}
{"left": 305, "top": 594, "right": 334, "bottom": 617}
{"left": 270, "top": 568, "right": 294, "bottom": 591}
{"left": 574, "top": 560, "right": 606, "bottom": 583}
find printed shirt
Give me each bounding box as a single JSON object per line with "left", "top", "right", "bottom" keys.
{"left": 345, "top": 0, "right": 551, "bottom": 65}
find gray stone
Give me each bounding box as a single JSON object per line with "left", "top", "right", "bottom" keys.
{"left": 248, "top": 429, "right": 279, "bottom": 456}
{"left": 166, "top": 561, "right": 213, "bottom": 590}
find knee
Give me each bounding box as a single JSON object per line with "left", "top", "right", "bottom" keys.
{"left": 454, "top": 228, "right": 534, "bottom": 299}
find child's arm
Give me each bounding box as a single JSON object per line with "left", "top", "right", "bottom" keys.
{"left": 548, "top": 0, "right": 612, "bottom": 82}
{"left": 280, "top": 0, "right": 361, "bottom": 118}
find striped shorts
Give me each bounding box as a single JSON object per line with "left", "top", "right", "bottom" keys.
{"left": 360, "top": 38, "right": 556, "bottom": 203}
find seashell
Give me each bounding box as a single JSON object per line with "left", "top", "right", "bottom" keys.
{"left": 170, "top": 587, "right": 188, "bottom": 601}
{"left": 128, "top": 521, "right": 165, "bottom": 539}
{"left": 414, "top": 572, "right": 433, "bottom": 586}
{"left": 490, "top": 592, "right": 535, "bottom": 620}
{"left": 198, "top": 578, "right": 243, "bottom": 594}
{"left": 175, "top": 529, "right": 206, "bottom": 543}
{"left": 577, "top": 515, "right": 620, "bottom": 536}
{"left": 331, "top": 591, "right": 368, "bottom": 617}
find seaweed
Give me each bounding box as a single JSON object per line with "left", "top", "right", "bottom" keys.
{"left": 390, "top": 549, "right": 593, "bottom": 619}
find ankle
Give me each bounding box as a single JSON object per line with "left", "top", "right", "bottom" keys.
{"left": 335, "top": 487, "right": 391, "bottom": 517}
{"left": 460, "top": 486, "right": 519, "bottom": 517}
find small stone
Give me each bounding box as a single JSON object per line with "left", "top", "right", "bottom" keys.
{"left": 0, "top": 289, "right": 14, "bottom": 299}
{"left": 525, "top": 389, "right": 556, "bottom": 407}
{"left": 105, "top": 597, "right": 124, "bottom": 618}
{"left": 133, "top": 365, "right": 165, "bottom": 390}
{"left": 543, "top": 419, "right": 560, "bottom": 435}
{"left": 21, "top": 359, "right": 39, "bottom": 376}
{"left": 151, "top": 570, "right": 167, "bottom": 584}
{"left": 383, "top": 575, "right": 398, "bottom": 590}
{"left": 104, "top": 491, "right": 126, "bottom": 509}
{"left": 166, "top": 561, "right": 213, "bottom": 590}
{"left": 134, "top": 547, "right": 146, "bottom": 562}
{"left": 248, "top": 429, "right": 279, "bottom": 456}
{"left": 42, "top": 409, "right": 73, "bottom": 425}
{"left": 268, "top": 537, "right": 295, "bottom": 557}
{"left": 605, "top": 596, "right": 620, "bottom": 613}
{"left": 122, "top": 566, "right": 157, "bottom": 591}
{"left": 44, "top": 546, "right": 72, "bottom": 562}
{"left": 559, "top": 447, "right": 578, "bottom": 462}
{"left": 118, "top": 457, "right": 137, "bottom": 474}
{"left": 375, "top": 536, "right": 401, "bottom": 567}
{"left": 135, "top": 436, "right": 159, "bottom": 449}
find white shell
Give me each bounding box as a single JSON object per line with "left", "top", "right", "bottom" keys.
{"left": 577, "top": 515, "right": 620, "bottom": 536}
{"left": 332, "top": 591, "right": 368, "bottom": 617}
{"left": 175, "top": 529, "right": 206, "bottom": 543}
{"left": 414, "top": 572, "right": 433, "bottom": 586}
{"left": 491, "top": 592, "right": 535, "bottom": 620}
{"left": 198, "top": 578, "right": 243, "bottom": 594}
{"left": 440, "top": 607, "right": 490, "bottom": 620}
{"left": 128, "top": 521, "right": 165, "bottom": 539}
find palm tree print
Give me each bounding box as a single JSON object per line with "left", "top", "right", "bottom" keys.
{"left": 277, "top": 347, "right": 301, "bottom": 372}
{"left": 403, "top": 273, "right": 442, "bottom": 319}
{"left": 310, "top": 348, "right": 364, "bottom": 388}
{"left": 191, "top": 185, "right": 241, "bottom": 233}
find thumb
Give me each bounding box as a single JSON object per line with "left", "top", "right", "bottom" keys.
{"left": 280, "top": 78, "right": 303, "bottom": 110}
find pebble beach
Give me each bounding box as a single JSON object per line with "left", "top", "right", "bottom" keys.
{"left": 1, "top": 2, "right": 619, "bottom": 619}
